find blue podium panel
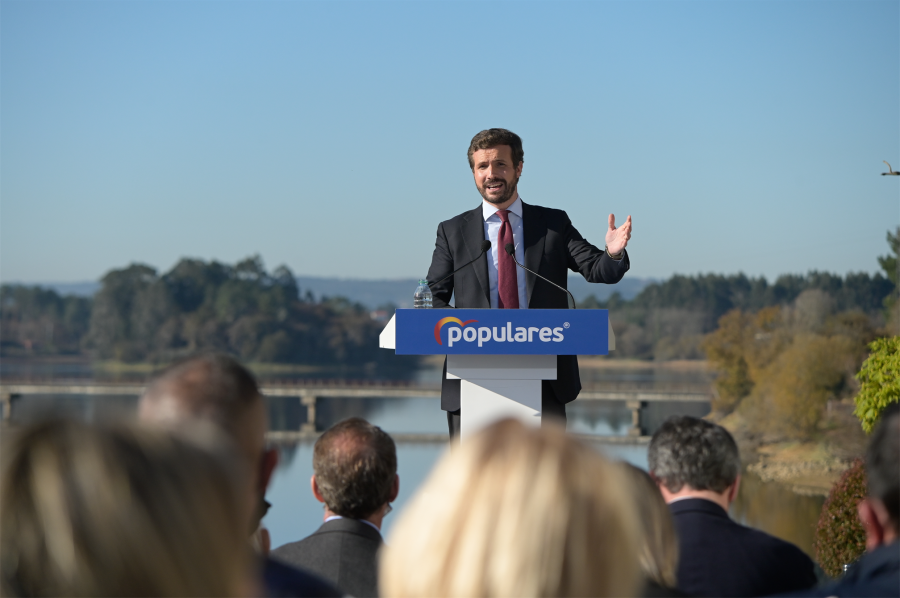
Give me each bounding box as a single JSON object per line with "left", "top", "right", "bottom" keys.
{"left": 394, "top": 308, "right": 609, "bottom": 355}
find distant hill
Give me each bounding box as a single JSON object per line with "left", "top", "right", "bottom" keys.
{"left": 10, "top": 275, "right": 656, "bottom": 310}
{"left": 297, "top": 275, "right": 656, "bottom": 309}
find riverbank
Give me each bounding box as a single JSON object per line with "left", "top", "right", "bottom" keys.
{"left": 714, "top": 400, "right": 866, "bottom": 496}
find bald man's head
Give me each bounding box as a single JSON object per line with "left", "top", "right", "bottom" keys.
{"left": 139, "top": 354, "right": 267, "bottom": 479}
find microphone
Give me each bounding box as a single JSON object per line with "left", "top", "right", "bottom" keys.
{"left": 428, "top": 240, "right": 492, "bottom": 288}
{"left": 505, "top": 243, "right": 578, "bottom": 309}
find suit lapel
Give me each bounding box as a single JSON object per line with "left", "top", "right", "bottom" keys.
{"left": 522, "top": 201, "right": 546, "bottom": 306}
{"left": 462, "top": 205, "right": 490, "bottom": 307}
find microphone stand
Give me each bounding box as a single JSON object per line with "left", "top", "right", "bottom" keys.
{"left": 504, "top": 244, "right": 577, "bottom": 309}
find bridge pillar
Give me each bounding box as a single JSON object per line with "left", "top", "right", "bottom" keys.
{"left": 299, "top": 394, "right": 317, "bottom": 434}
{"left": 626, "top": 399, "right": 645, "bottom": 437}
{"left": 1, "top": 393, "right": 19, "bottom": 423}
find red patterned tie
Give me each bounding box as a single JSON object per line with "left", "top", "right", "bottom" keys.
{"left": 496, "top": 210, "right": 519, "bottom": 309}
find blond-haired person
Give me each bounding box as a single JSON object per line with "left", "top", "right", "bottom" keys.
{"left": 0, "top": 419, "right": 253, "bottom": 597}
{"left": 620, "top": 463, "right": 683, "bottom": 597}
{"left": 380, "top": 419, "right": 641, "bottom": 597}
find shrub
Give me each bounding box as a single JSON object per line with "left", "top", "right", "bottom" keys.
{"left": 766, "top": 334, "right": 855, "bottom": 436}
{"left": 814, "top": 459, "right": 867, "bottom": 579}
{"left": 854, "top": 336, "right": 900, "bottom": 433}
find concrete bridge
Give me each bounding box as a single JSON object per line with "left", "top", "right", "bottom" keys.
{"left": 0, "top": 379, "right": 712, "bottom": 439}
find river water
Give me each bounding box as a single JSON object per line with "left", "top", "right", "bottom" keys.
{"left": 1, "top": 359, "right": 825, "bottom": 559}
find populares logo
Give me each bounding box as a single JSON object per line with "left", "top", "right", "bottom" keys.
{"left": 434, "top": 317, "right": 566, "bottom": 347}
{"left": 433, "top": 317, "right": 478, "bottom": 345}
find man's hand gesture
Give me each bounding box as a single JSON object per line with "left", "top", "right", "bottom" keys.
{"left": 605, "top": 214, "right": 632, "bottom": 256}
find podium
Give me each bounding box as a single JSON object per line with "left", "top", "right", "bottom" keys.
{"left": 380, "top": 309, "right": 615, "bottom": 438}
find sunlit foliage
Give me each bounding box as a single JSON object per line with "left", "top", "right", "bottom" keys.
{"left": 853, "top": 336, "right": 900, "bottom": 433}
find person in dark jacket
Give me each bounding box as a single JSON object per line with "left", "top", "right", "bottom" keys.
{"left": 139, "top": 353, "right": 342, "bottom": 598}
{"left": 785, "top": 404, "right": 899, "bottom": 597}
{"left": 648, "top": 416, "right": 817, "bottom": 597}
{"left": 272, "top": 418, "right": 399, "bottom": 598}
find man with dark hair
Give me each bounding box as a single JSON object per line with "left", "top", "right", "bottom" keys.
{"left": 138, "top": 353, "right": 342, "bottom": 598}
{"left": 793, "top": 404, "right": 899, "bottom": 597}
{"left": 272, "top": 417, "right": 399, "bottom": 598}
{"left": 428, "top": 128, "right": 634, "bottom": 436}
{"left": 648, "top": 415, "right": 816, "bottom": 597}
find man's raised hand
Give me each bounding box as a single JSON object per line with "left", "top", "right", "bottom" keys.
{"left": 605, "top": 214, "right": 632, "bottom": 256}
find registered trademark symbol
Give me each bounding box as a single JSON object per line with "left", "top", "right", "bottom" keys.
{"left": 563, "top": 322, "right": 570, "bottom": 328}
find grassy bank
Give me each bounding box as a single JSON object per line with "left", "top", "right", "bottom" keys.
{"left": 714, "top": 400, "right": 867, "bottom": 496}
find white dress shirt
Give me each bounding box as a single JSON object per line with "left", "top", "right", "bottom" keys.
{"left": 324, "top": 514, "right": 382, "bottom": 534}
{"left": 482, "top": 196, "right": 528, "bottom": 309}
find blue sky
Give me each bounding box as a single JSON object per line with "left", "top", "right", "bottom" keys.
{"left": 2, "top": 0, "right": 898, "bottom": 284}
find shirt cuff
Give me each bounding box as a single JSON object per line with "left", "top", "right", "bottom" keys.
{"left": 606, "top": 246, "right": 624, "bottom": 261}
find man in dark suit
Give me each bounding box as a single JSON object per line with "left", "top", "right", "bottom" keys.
{"left": 425, "top": 128, "right": 633, "bottom": 436}
{"left": 139, "top": 354, "right": 342, "bottom": 598}
{"left": 789, "top": 404, "right": 899, "bottom": 597}
{"left": 272, "top": 418, "right": 399, "bottom": 598}
{"left": 648, "top": 415, "right": 817, "bottom": 597}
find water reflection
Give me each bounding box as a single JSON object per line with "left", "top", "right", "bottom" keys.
{"left": 3, "top": 368, "right": 823, "bottom": 561}
{"left": 732, "top": 470, "right": 824, "bottom": 557}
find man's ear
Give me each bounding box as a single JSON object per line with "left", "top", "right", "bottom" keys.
{"left": 726, "top": 475, "right": 741, "bottom": 505}
{"left": 311, "top": 475, "right": 326, "bottom": 504}
{"left": 516, "top": 160, "right": 524, "bottom": 178}
{"left": 259, "top": 448, "right": 279, "bottom": 492}
{"left": 858, "top": 498, "right": 890, "bottom": 550}
{"left": 389, "top": 474, "right": 400, "bottom": 503}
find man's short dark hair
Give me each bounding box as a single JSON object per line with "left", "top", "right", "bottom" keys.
{"left": 143, "top": 353, "right": 262, "bottom": 440}
{"left": 866, "top": 403, "right": 899, "bottom": 527}
{"left": 313, "top": 417, "right": 397, "bottom": 520}
{"left": 648, "top": 415, "right": 741, "bottom": 494}
{"left": 467, "top": 128, "right": 524, "bottom": 170}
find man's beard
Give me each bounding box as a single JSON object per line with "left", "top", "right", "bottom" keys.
{"left": 479, "top": 175, "right": 519, "bottom": 205}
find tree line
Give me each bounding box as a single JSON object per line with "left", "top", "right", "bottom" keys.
{"left": 1, "top": 256, "right": 415, "bottom": 375}
{"left": 583, "top": 229, "right": 897, "bottom": 361}
{"left": 698, "top": 229, "right": 898, "bottom": 439}
{"left": 2, "top": 230, "right": 896, "bottom": 382}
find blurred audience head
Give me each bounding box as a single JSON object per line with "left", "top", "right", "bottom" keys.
{"left": 380, "top": 419, "right": 640, "bottom": 598}
{"left": 859, "top": 403, "right": 900, "bottom": 550}
{"left": 0, "top": 419, "right": 251, "bottom": 597}
{"left": 620, "top": 462, "right": 679, "bottom": 590}
{"left": 649, "top": 415, "right": 741, "bottom": 504}
{"left": 138, "top": 353, "right": 277, "bottom": 521}
{"left": 312, "top": 417, "right": 398, "bottom": 524}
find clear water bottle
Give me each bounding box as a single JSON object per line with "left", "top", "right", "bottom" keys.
{"left": 414, "top": 279, "right": 433, "bottom": 308}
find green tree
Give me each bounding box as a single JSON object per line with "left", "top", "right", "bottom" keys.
{"left": 878, "top": 228, "right": 899, "bottom": 287}
{"left": 85, "top": 264, "right": 158, "bottom": 360}
{"left": 853, "top": 336, "right": 900, "bottom": 433}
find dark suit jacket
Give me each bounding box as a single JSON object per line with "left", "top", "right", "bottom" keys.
{"left": 670, "top": 498, "right": 817, "bottom": 597}
{"left": 425, "top": 201, "right": 630, "bottom": 412}
{"left": 271, "top": 518, "right": 382, "bottom": 598}
{"left": 261, "top": 557, "right": 343, "bottom": 598}
{"left": 781, "top": 541, "right": 899, "bottom": 597}
{"left": 641, "top": 581, "right": 693, "bottom": 598}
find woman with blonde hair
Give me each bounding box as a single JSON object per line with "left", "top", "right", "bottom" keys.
{"left": 0, "top": 419, "right": 253, "bottom": 597}
{"left": 619, "top": 463, "right": 683, "bottom": 596}
{"left": 380, "top": 419, "right": 641, "bottom": 597}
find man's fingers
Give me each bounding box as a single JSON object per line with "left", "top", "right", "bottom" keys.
{"left": 608, "top": 213, "right": 616, "bottom": 230}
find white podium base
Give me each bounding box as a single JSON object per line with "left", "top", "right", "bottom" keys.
{"left": 459, "top": 379, "right": 542, "bottom": 439}
{"left": 447, "top": 354, "right": 557, "bottom": 439}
